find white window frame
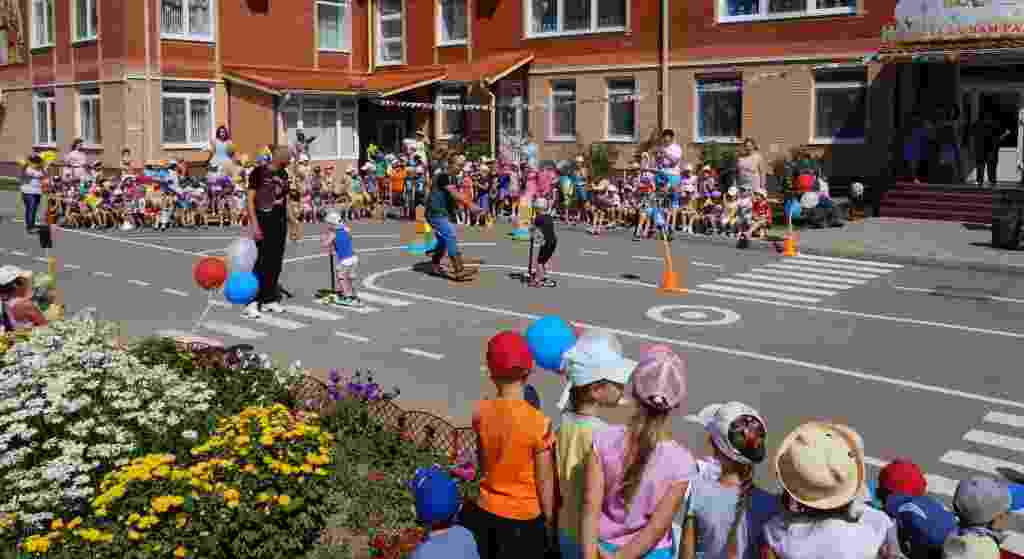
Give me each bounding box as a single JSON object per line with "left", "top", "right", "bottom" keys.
{"left": 376, "top": 0, "right": 404, "bottom": 66}
{"left": 717, "top": 0, "right": 854, "bottom": 24}
{"left": 694, "top": 79, "right": 743, "bottom": 144}
{"left": 74, "top": 0, "right": 98, "bottom": 42}
{"left": 31, "top": 0, "right": 55, "bottom": 49}
{"left": 605, "top": 77, "right": 637, "bottom": 142}
{"left": 524, "top": 0, "right": 626, "bottom": 38}
{"left": 548, "top": 80, "right": 577, "bottom": 142}
{"left": 435, "top": 89, "right": 464, "bottom": 139}
{"left": 0, "top": 30, "right": 9, "bottom": 65}
{"left": 811, "top": 69, "right": 867, "bottom": 144}
{"left": 437, "top": 0, "right": 467, "bottom": 46}
{"left": 78, "top": 89, "right": 102, "bottom": 146}
{"left": 161, "top": 86, "right": 214, "bottom": 149}
{"left": 317, "top": 0, "right": 352, "bottom": 52}
{"left": 33, "top": 91, "right": 57, "bottom": 148}
{"left": 161, "top": 0, "right": 217, "bottom": 42}
{"left": 280, "top": 96, "right": 359, "bottom": 160}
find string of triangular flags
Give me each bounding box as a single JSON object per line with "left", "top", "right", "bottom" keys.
{"left": 372, "top": 92, "right": 648, "bottom": 112}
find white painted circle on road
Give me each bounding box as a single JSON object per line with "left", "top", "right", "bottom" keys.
{"left": 646, "top": 305, "right": 741, "bottom": 326}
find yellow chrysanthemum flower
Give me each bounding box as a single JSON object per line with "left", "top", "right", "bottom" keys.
{"left": 128, "top": 530, "right": 144, "bottom": 541}
{"left": 278, "top": 495, "right": 291, "bottom": 507}
{"left": 50, "top": 519, "right": 64, "bottom": 531}
{"left": 175, "top": 545, "right": 188, "bottom": 558}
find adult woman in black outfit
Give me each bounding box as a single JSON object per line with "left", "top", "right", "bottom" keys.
{"left": 244, "top": 146, "right": 291, "bottom": 319}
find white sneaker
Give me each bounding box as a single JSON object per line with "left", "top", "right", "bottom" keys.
{"left": 263, "top": 302, "right": 285, "bottom": 313}
{"left": 242, "top": 303, "right": 262, "bottom": 319}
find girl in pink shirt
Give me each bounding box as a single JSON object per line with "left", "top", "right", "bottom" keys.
{"left": 64, "top": 139, "right": 88, "bottom": 182}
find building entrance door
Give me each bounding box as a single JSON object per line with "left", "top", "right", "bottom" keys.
{"left": 965, "top": 88, "right": 1022, "bottom": 183}
{"left": 497, "top": 81, "right": 526, "bottom": 163}
{"left": 377, "top": 119, "right": 406, "bottom": 156}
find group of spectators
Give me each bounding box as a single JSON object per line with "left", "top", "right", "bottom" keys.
{"left": 406, "top": 330, "right": 1023, "bottom": 559}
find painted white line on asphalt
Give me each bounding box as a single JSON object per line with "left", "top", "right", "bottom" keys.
{"left": 751, "top": 267, "right": 868, "bottom": 285}
{"left": 364, "top": 265, "right": 1024, "bottom": 408}
{"left": 161, "top": 288, "right": 190, "bottom": 297}
{"left": 778, "top": 258, "right": 896, "bottom": 275}
{"left": 632, "top": 255, "right": 662, "bottom": 261}
{"left": 715, "top": 278, "right": 837, "bottom": 297}
{"left": 891, "top": 285, "right": 1024, "bottom": 305}
{"left": 335, "top": 331, "right": 370, "bottom": 343}
{"left": 795, "top": 253, "right": 904, "bottom": 269}
{"left": 692, "top": 262, "right": 725, "bottom": 269}
{"left": 34, "top": 257, "right": 48, "bottom": 263}
{"left": 63, "top": 264, "right": 81, "bottom": 270}
{"left": 127, "top": 279, "right": 151, "bottom": 287}
{"left": 197, "top": 248, "right": 223, "bottom": 255}
{"left": 582, "top": 249, "right": 609, "bottom": 256}
{"left": 941, "top": 450, "right": 1024, "bottom": 477}
{"left": 762, "top": 263, "right": 882, "bottom": 279}
{"left": 736, "top": 273, "right": 855, "bottom": 291}
{"left": 57, "top": 227, "right": 202, "bottom": 257}
{"left": 11, "top": 250, "right": 27, "bottom": 256}
{"left": 695, "top": 283, "right": 822, "bottom": 303}
{"left": 93, "top": 271, "right": 113, "bottom": 277}
{"left": 156, "top": 329, "right": 195, "bottom": 339}
{"left": 862, "top": 456, "right": 959, "bottom": 497}
{"left": 964, "top": 430, "right": 1024, "bottom": 453}
{"left": 283, "top": 242, "right": 499, "bottom": 264}
{"left": 247, "top": 313, "right": 307, "bottom": 330}
{"left": 631, "top": 255, "right": 723, "bottom": 269}
{"left": 986, "top": 411, "right": 1024, "bottom": 430}
{"left": 356, "top": 292, "right": 413, "bottom": 307}
{"left": 281, "top": 304, "right": 344, "bottom": 321}
{"left": 203, "top": 321, "right": 267, "bottom": 339}
{"left": 400, "top": 347, "right": 445, "bottom": 360}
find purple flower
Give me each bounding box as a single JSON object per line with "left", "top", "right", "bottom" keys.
{"left": 328, "top": 368, "right": 340, "bottom": 385}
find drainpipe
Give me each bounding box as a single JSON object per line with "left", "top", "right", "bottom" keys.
{"left": 368, "top": 0, "right": 375, "bottom": 74}
{"left": 143, "top": 0, "right": 153, "bottom": 161}
{"left": 659, "top": 0, "right": 669, "bottom": 133}
{"left": 482, "top": 80, "right": 496, "bottom": 158}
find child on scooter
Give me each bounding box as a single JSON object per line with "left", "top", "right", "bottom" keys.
{"left": 320, "top": 210, "right": 360, "bottom": 306}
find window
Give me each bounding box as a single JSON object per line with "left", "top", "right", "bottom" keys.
{"left": 75, "top": 0, "right": 98, "bottom": 41}
{"left": 0, "top": 30, "right": 8, "bottom": 64}
{"left": 436, "top": 89, "right": 464, "bottom": 139}
{"left": 813, "top": 68, "right": 867, "bottom": 143}
{"left": 528, "top": 0, "right": 625, "bottom": 36}
{"left": 377, "top": 0, "right": 403, "bottom": 65}
{"left": 161, "top": 84, "right": 213, "bottom": 147}
{"left": 281, "top": 96, "right": 359, "bottom": 159}
{"left": 162, "top": 0, "right": 214, "bottom": 40}
{"left": 318, "top": 1, "right": 351, "bottom": 51}
{"left": 696, "top": 79, "right": 742, "bottom": 142}
{"left": 33, "top": 91, "right": 57, "bottom": 147}
{"left": 31, "top": 0, "right": 55, "bottom": 48}
{"left": 79, "top": 89, "right": 101, "bottom": 145}
{"left": 549, "top": 81, "right": 576, "bottom": 140}
{"left": 438, "top": 0, "right": 467, "bottom": 45}
{"left": 606, "top": 78, "right": 636, "bottom": 140}
{"left": 719, "top": 0, "right": 854, "bottom": 22}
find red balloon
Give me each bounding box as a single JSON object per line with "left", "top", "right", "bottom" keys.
{"left": 573, "top": 325, "right": 585, "bottom": 338}
{"left": 194, "top": 257, "right": 228, "bottom": 290}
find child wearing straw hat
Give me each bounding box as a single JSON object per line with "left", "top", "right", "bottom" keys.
{"left": 762, "top": 421, "right": 903, "bottom": 559}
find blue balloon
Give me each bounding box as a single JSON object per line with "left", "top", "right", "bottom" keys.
{"left": 224, "top": 271, "right": 259, "bottom": 305}
{"left": 525, "top": 316, "right": 577, "bottom": 371}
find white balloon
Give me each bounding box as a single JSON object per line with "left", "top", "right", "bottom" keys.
{"left": 800, "top": 192, "right": 820, "bottom": 209}
{"left": 226, "top": 238, "right": 258, "bottom": 274}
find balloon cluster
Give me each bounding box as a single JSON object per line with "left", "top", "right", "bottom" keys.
{"left": 524, "top": 316, "right": 579, "bottom": 372}
{"left": 191, "top": 238, "right": 260, "bottom": 305}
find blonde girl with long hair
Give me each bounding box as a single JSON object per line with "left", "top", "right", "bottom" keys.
{"left": 581, "top": 346, "right": 696, "bottom": 559}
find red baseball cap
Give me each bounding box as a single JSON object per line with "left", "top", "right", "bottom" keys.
{"left": 878, "top": 460, "right": 927, "bottom": 497}
{"left": 487, "top": 332, "right": 534, "bottom": 379}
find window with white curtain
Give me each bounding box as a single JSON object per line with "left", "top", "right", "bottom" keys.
{"left": 436, "top": 89, "right": 464, "bottom": 139}
{"left": 0, "top": 31, "right": 9, "bottom": 64}
{"left": 606, "top": 78, "right": 636, "bottom": 140}
{"left": 549, "top": 80, "right": 576, "bottom": 140}
{"left": 75, "top": 0, "right": 98, "bottom": 41}
{"left": 377, "top": 0, "right": 404, "bottom": 65}
{"left": 34, "top": 91, "right": 57, "bottom": 147}
{"left": 161, "top": 84, "right": 213, "bottom": 146}
{"left": 438, "top": 0, "right": 467, "bottom": 45}
{"left": 31, "top": 0, "right": 55, "bottom": 48}
{"left": 318, "top": 0, "right": 351, "bottom": 51}
{"left": 79, "top": 89, "right": 101, "bottom": 145}
{"left": 813, "top": 68, "right": 867, "bottom": 143}
{"left": 161, "top": 0, "right": 214, "bottom": 40}
{"left": 281, "top": 96, "right": 359, "bottom": 159}
{"left": 719, "top": 0, "right": 853, "bottom": 22}
{"left": 528, "top": 0, "right": 625, "bottom": 36}
{"left": 696, "top": 79, "right": 742, "bottom": 141}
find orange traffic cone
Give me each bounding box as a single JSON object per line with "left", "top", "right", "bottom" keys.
{"left": 659, "top": 239, "right": 686, "bottom": 294}
{"left": 782, "top": 235, "right": 798, "bottom": 257}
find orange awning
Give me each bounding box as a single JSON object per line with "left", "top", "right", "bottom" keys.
{"left": 222, "top": 65, "right": 448, "bottom": 97}
{"left": 444, "top": 50, "right": 534, "bottom": 85}
{"left": 365, "top": 67, "right": 449, "bottom": 96}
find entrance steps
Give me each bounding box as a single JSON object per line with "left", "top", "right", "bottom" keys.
{"left": 880, "top": 182, "right": 994, "bottom": 224}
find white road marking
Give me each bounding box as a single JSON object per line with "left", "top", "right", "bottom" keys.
{"left": 283, "top": 242, "right": 498, "bottom": 264}
{"left": 335, "top": 331, "right": 370, "bottom": 343}
{"left": 246, "top": 313, "right": 307, "bottom": 330}
{"left": 647, "top": 305, "right": 741, "bottom": 326}
{"left": 632, "top": 255, "right": 662, "bottom": 261}
{"left": 356, "top": 292, "right": 413, "bottom": 307}
{"left": 63, "top": 264, "right": 81, "bottom": 270}
{"left": 197, "top": 248, "right": 223, "bottom": 255}
{"left": 581, "top": 249, "right": 609, "bottom": 256}
{"left": 762, "top": 263, "right": 882, "bottom": 279}
{"left": 736, "top": 273, "right": 855, "bottom": 291}
{"left": 363, "top": 265, "right": 1024, "bottom": 408}
{"left": 57, "top": 227, "right": 202, "bottom": 256}
{"left": 795, "top": 253, "right": 904, "bottom": 269}
{"left": 400, "top": 347, "right": 445, "bottom": 360}
{"left": 695, "top": 283, "right": 822, "bottom": 303}
{"left": 750, "top": 267, "right": 867, "bottom": 285}
{"left": 281, "top": 304, "right": 344, "bottom": 321}
{"left": 862, "top": 456, "right": 959, "bottom": 497}
{"left": 11, "top": 250, "right": 27, "bottom": 256}
{"left": 630, "top": 255, "right": 723, "bottom": 269}
{"left": 941, "top": 450, "right": 1024, "bottom": 476}
{"left": 891, "top": 285, "right": 1024, "bottom": 304}
{"left": 202, "top": 321, "right": 267, "bottom": 339}
{"left": 155, "top": 329, "right": 197, "bottom": 339}
{"left": 964, "top": 430, "right": 1024, "bottom": 453}
{"left": 93, "top": 271, "right": 113, "bottom": 277}
{"left": 127, "top": 279, "right": 151, "bottom": 287}
{"left": 34, "top": 257, "right": 48, "bottom": 263}
{"left": 715, "top": 278, "right": 838, "bottom": 297}
{"left": 161, "top": 288, "right": 190, "bottom": 297}
{"left": 985, "top": 411, "right": 1024, "bottom": 429}
{"left": 781, "top": 258, "right": 896, "bottom": 275}
{"left": 691, "top": 261, "right": 725, "bottom": 269}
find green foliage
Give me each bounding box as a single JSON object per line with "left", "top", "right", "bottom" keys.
{"left": 463, "top": 143, "right": 492, "bottom": 162}
{"left": 699, "top": 142, "right": 738, "bottom": 175}
{"left": 588, "top": 143, "right": 613, "bottom": 180}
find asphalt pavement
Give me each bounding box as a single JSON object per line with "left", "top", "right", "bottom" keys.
{"left": 3, "top": 216, "right": 1024, "bottom": 548}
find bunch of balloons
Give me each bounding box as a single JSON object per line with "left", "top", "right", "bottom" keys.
{"left": 191, "top": 238, "right": 260, "bottom": 305}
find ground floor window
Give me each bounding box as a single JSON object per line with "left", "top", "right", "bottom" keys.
{"left": 549, "top": 80, "right": 576, "bottom": 140}
{"left": 436, "top": 88, "right": 464, "bottom": 140}
{"left": 281, "top": 95, "right": 358, "bottom": 159}
{"left": 813, "top": 67, "right": 867, "bottom": 142}
{"left": 161, "top": 83, "right": 213, "bottom": 147}
{"left": 34, "top": 90, "right": 57, "bottom": 147}
{"left": 79, "top": 88, "right": 101, "bottom": 145}
{"left": 606, "top": 78, "right": 636, "bottom": 140}
{"left": 696, "top": 79, "right": 742, "bottom": 142}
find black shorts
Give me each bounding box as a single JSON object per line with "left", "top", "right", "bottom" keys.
{"left": 537, "top": 239, "right": 557, "bottom": 265}
{"left": 459, "top": 500, "right": 547, "bottom": 559}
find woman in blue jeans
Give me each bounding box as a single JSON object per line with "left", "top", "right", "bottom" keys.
{"left": 426, "top": 155, "right": 483, "bottom": 280}
{"left": 20, "top": 155, "right": 46, "bottom": 232}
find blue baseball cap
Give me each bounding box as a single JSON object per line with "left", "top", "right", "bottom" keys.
{"left": 410, "top": 466, "right": 460, "bottom": 525}
{"left": 885, "top": 493, "right": 957, "bottom": 551}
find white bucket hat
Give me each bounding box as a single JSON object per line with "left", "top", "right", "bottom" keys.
{"left": 697, "top": 402, "right": 767, "bottom": 466}
{"left": 324, "top": 210, "right": 342, "bottom": 226}
{"left": 0, "top": 265, "right": 32, "bottom": 286}
{"left": 556, "top": 330, "right": 637, "bottom": 411}
{"left": 775, "top": 421, "right": 865, "bottom": 511}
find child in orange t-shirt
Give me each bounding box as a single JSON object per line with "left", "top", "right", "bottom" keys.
{"left": 460, "top": 331, "right": 557, "bottom": 559}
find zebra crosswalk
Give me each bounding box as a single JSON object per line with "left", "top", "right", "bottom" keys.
{"left": 696, "top": 253, "right": 904, "bottom": 303}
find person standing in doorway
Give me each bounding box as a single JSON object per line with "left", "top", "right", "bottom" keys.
{"left": 736, "top": 137, "right": 767, "bottom": 194}
{"left": 936, "top": 104, "right": 964, "bottom": 183}
{"left": 244, "top": 146, "right": 291, "bottom": 319}
{"left": 972, "top": 109, "right": 1012, "bottom": 187}
{"left": 903, "top": 112, "right": 933, "bottom": 184}
{"left": 64, "top": 139, "right": 89, "bottom": 183}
